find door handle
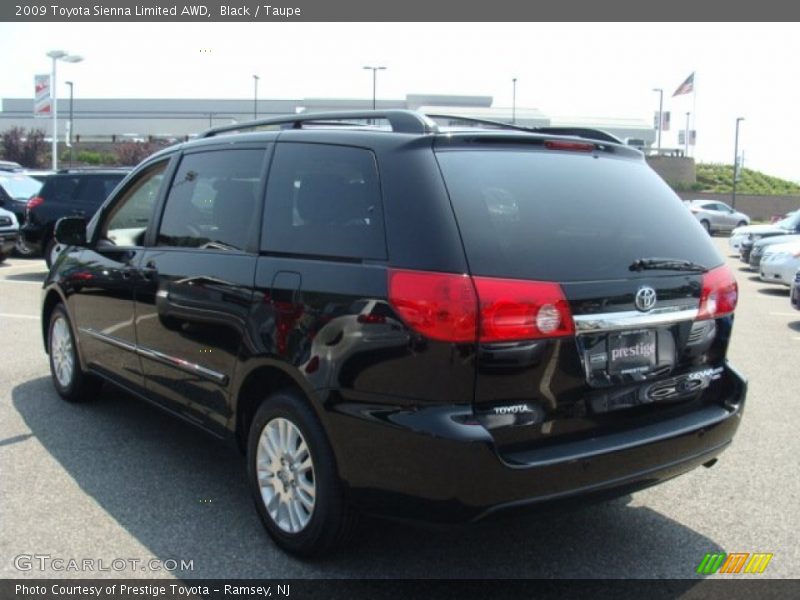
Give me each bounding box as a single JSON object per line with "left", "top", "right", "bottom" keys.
{"left": 141, "top": 260, "right": 158, "bottom": 281}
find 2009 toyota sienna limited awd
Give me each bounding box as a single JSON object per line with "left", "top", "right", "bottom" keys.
{"left": 41, "top": 110, "right": 746, "bottom": 556}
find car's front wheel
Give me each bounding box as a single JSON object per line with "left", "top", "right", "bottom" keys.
{"left": 247, "top": 390, "right": 357, "bottom": 557}
{"left": 48, "top": 304, "right": 102, "bottom": 402}
{"left": 700, "top": 219, "right": 712, "bottom": 235}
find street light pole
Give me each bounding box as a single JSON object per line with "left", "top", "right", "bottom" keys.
{"left": 46, "top": 50, "right": 82, "bottom": 171}
{"left": 652, "top": 88, "right": 663, "bottom": 154}
{"left": 253, "top": 75, "right": 259, "bottom": 120}
{"left": 363, "top": 66, "right": 386, "bottom": 110}
{"left": 732, "top": 117, "right": 745, "bottom": 210}
{"left": 65, "top": 81, "right": 74, "bottom": 168}
{"left": 512, "top": 77, "right": 517, "bottom": 124}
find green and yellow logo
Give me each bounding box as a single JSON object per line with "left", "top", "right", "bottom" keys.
{"left": 696, "top": 552, "right": 773, "bottom": 575}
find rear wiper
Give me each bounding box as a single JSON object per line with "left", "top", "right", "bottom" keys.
{"left": 629, "top": 257, "right": 708, "bottom": 273}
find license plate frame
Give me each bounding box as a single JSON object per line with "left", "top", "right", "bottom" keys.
{"left": 607, "top": 329, "right": 657, "bottom": 375}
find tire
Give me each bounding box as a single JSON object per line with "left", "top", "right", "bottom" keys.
{"left": 14, "top": 237, "right": 35, "bottom": 257}
{"left": 48, "top": 304, "right": 103, "bottom": 402}
{"left": 737, "top": 220, "right": 747, "bottom": 229}
{"left": 0, "top": 251, "right": 7, "bottom": 264}
{"left": 45, "top": 238, "right": 63, "bottom": 269}
{"left": 247, "top": 390, "right": 357, "bottom": 557}
{"left": 700, "top": 220, "right": 712, "bottom": 235}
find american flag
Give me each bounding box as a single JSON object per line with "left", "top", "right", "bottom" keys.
{"left": 672, "top": 72, "right": 695, "bottom": 97}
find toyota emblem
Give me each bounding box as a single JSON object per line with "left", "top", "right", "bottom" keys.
{"left": 635, "top": 286, "right": 657, "bottom": 312}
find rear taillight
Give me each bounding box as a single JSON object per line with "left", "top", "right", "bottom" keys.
{"left": 473, "top": 277, "right": 574, "bottom": 341}
{"left": 388, "top": 270, "right": 477, "bottom": 342}
{"left": 697, "top": 265, "right": 738, "bottom": 320}
{"left": 387, "top": 269, "right": 574, "bottom": 343}
{"left": 26, "top": 196, "right": 43, "bottom": 212}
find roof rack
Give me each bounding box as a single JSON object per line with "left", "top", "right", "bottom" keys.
{"left": 201, "top": 110, "right": 439, "bottom": 138}
{"left": 425, "top": 113, "right": 623, "bottom": 144}
{"left": 55, "top": 167, "right": 131, "bottom": 174}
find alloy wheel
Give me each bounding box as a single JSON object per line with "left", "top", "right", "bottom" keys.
{"left": 256, "top": 417, "right": 316, "bottom": 534}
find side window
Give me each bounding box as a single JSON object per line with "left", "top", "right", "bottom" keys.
{"left": 263, "top": 143, "right": 386, "bottom": 260}
{"left": 101, "top": 162, "right": 167, "bottom": 247}
{"left": 157, "top": 149, "right": 265, "bottom": 251}
{"left": 75, "top": 176, "right": 122, "bottom": 206}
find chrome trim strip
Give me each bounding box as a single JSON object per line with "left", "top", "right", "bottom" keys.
{"left": 137, "top": 347, "right": 228, "bottom": 385}
{"left": 79, "top": 328, "right": 228, "bottom": 385}
{"left": 79, "top": 328, "right": 137, "bottom": 352}
{"left": 573, "top": 307, "right": 699, "bottom": 333}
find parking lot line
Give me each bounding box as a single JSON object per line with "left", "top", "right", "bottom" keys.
{"left": 0, "top": 280, "right": 42, "bottom": 285}
{"left": 0, "top": 312, "right": 40, "bottom": 320}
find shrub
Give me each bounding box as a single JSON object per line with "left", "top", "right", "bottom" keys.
{"left": 114, "top": 142, "right": 156, "bottom": 166}
{"left": 0, "top": 127, "right": 48, "bottom": 168}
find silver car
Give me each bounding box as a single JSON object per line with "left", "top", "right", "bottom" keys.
{"left": 760, "top": 242, "right": 800, "bottom": 286}
{"left": 0, "top": 206, "right": 19, "bottom": 263}
{"left": 686, "top": 200, "right": 750, "bottom": 235}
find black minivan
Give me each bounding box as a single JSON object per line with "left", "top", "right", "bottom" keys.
{"left": 41, "top": 111, "right": 746, "bottom": 556}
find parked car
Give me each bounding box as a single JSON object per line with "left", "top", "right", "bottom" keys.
{"left": 0, "top": 206, "right": 19, "bottom": 263}
{"left": 685, "top": 200, "right": 750, "bottom": 235}
{"left": 746, "top": 234, "right": 800, "bottom": 269}
{"left": 759, "top": 242, "right": 800, "bottom": 286}
{"left": 0, "top": 172, "right": 44, "bottom": 256}
{"left": 21, "top": 168, "right": 129, "bottom": 267}
{"left": 731, "top": 211, "right": 800, "bottom": 255}
{"left": 0, "top": 160, "right": 22, "bottom": 171}
{"left": 791, "top": 269, "right": 800, "bottom": 310}
{"left": 40, "top": 110, "right": 746, "bottom": 557}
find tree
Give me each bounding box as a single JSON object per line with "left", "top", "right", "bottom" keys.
{"left": 1, "top": 127, "right": 47, "bottom": 168}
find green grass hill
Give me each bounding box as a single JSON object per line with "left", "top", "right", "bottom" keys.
{"left": 687, "top": 163, "right": 800, "bottom": 195}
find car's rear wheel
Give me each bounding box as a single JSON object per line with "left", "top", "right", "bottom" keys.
{"left": 247, "top": 390, "right": 357, "bottom": 557}
{"left": 0, "top": 251, "right": 8, "bottom": 264}
{"left": 48, "top": 305, "right": 102, "bottom": 402}
{"left": 14, "top": 237, "right": 35, "bottom": 257}
{"left": 700, "top": 219, "right": 711, "bottom": 235}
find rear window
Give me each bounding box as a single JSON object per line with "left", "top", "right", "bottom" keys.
{"left": 42, "top": 174, "right": 123, "bottom": 205}
{"left": 0, "top": 174, "right": 42, "bottom": 200}
{"left": 435, "top": 148, "right": 723, "bottom": 281}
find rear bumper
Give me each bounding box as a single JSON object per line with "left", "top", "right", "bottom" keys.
{"left": 326, "top": 363, "right": 746, "bottom": 522}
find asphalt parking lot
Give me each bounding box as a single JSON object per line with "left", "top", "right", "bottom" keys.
{"left": 1, "top": 236, "right": 798, "bottom": 580}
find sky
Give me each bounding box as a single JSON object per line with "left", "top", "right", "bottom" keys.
{"left": 0, "top": 22, "right": 798, "bottom": 180}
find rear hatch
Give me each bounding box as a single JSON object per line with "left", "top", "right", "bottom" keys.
{"left": 433, "top": 135, "right": 737, "bottom": 455}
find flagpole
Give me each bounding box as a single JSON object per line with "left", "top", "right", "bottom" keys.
{"left": 691, "top": 71, "right": 697, "bottom": 158}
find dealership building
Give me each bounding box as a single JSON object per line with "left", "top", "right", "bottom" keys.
{"left": 0, "top": 94, "right": 655, "bottom": 147}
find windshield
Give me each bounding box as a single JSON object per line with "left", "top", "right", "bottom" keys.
{"left": 776, "top": 211, "right": 800, "bottom": 229}
{"left": 0, "top": 174, "right": 43, "bottom": 200}
{"left": 435, "top": 148, "right": 723, "bottom": 281}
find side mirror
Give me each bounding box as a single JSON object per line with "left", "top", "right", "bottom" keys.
{"left": 54, "top": 217, "right": 87, "bottom": 247}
